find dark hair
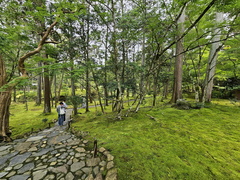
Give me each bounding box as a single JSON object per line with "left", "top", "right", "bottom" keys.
{"left": 59, "top": 102, "right": 63, "bottom": 104}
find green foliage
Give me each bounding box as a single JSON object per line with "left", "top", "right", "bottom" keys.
{"left": 67, "top": 95, "right": 83, "bottom": 107}
{"left": 72, "top": 99, "right": 240, "bottom": 180}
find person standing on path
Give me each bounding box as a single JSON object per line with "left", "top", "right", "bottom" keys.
{"left": 56, "top": 102, "right": 66, "bottom": 126}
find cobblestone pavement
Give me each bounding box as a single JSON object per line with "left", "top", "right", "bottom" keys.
{"left": 0, "top": 109, "right": 117, "bottom": 180}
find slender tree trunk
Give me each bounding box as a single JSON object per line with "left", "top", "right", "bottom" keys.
{"left": 53, "top": 74, "right": 57, "bottom": 107}
{"left": 70, "top": 65, "right": 78, "bottom": 115}
{"left": 43, "top": 59, "right": 51, "bottom": 113}
{"left": 13, "top": 87, "right": 16, "bottom": 102}
{"left": 23, "top": 86, "right": 28, "bottom": 111}
{"left": 104, "top": 34, "right": 109, "bottom": 106}
{"left": 92, "top": 70, "right": 105, "bottom": 114}
{"left": 203, "top": 12, "right": 223, "bottom": 103}
{"left": 0, "top": 55, "right": 12, "bottom": 142}
{"left": 56, "top": 73, "right": 64, "bottom": 107}
{"left": 84, "top": 6, "right": 90, "bottom": 113}
{"left": 111, "top": 0, "right": 123, "bottom": 118}
{"left": 36, "top": 62, "right": 42, "bottom": 105}
{"left": 171, "top": 8, "right": 185, "bottom": 103}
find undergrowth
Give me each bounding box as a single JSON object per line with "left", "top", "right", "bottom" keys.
{"left": 72, "top": 99, "right": 240, "bottom": 180}
{"left": 9, "top": 99, "right": 240, "bottom": 179}
{"left": 10, "top": 102, "right": 57, "bottom": 139}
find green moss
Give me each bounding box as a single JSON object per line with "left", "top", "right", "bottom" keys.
{"left": 71, "top": 99, "right": 240, "bottom": 180}
{"left": 10, "top": 102, "right": 57, "bottom": 139}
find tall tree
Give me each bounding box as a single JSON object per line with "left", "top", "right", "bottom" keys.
{"left": 203, "top": 12, "right": 224, "bottom": 102}
{"left": 171, "top": 5, "right": 186, "bottom": 103}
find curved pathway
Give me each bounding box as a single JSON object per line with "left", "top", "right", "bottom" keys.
{"left": 0, "top": 109, "right": 117, "bottom": 180}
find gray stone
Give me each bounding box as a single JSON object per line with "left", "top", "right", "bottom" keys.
{"left": 81, "top": 174, "right": 87, "bottom": 180}
{"left": 45, "top": 174, "right": 55, "bottom": 180}
{"left": 25, "top": 157, "right": 34, "bottom": 163}
{"left": 50, "top": 150, "right": 58, "bottom": 155}
{"left": 67, "top": 140, "right": 81, "bottom": 146}
{"left": 48, "top": 165, "right": 68, "bottom": 174}
{"left": 6, "top": 171, "right": 16, "bottom": 177}
{"left": 48, "top": 157, "right": 57, "bottom": 162}
{"left": 65, "top": 172, "right": 74, "bottom": 180}
{"left": 50, "top": 161, "right": 57, "bottom": 166}
{"left": 0, "top": 163, "right": 8, "bottom": 170}
{"left": 107, "top": 154, "right": 114, "bottom": 161}
{"left": 105, "top": 168, "right": 117, "bottom": 180}
{"left": 76, "top": 147, "right": 86, "bottom": 153}
{"left": 85, "top": 174, "right": 94, "bottom": 180}
{"left": 32, "top": 169, "right": 47, "bottom": 180}
{"left": 14, "top": 163, "right": 23, "bottom": 170}
{"left": 75, "top": 153, "right": 81, "bottom": 158}
{"left": 75, "top": 170, "right": 83, "bottom": 176}
{"left": 28, "top": 147, "right": 38, "bottom": 152}
{"left": 35, "top": 165, "right": 48, "bottom": 170}
{"left": 107, "top": 161, "right": 114, "bottom": 170}
{"left": 5, "top": 166, "right": 13, "bottom": 171}
{"left": 99, "top": 161, "right": 106, "bottom": 167}
{"left": 83, "top": 140, "right": 88, "bottom": 144}
{"left": 55, "top": 145, "right": 65, "bottom": 149}
{"left": 71, "top": 161, "right": 85, "bottom": 172}
{"left": 14, "top": 142, "right": 32, "bottom": 152}
{"left": 0, "top": 145, "right": 11, "bottom": 152}
{"left": 26, "top": 136, "right": 44, "bottom": 142}
{"left": 9, "top": 152, "right": 31, "bottom": 167}
{"left": 41, "top": 154, "right": 48, "bottom": 159}
{"left": 98, "top": 147, "right": 106, "bottom": 153}
{"left": 32, "top": 147, "right": 53, "bottom": 157}
{"left": 0, "top": 172, "right": 8, "bottom": 178}
{"left": 59, "top": 148, "right": 66, "bottom": 152}
{"left": 81, "top": 167, "right": 92, "bottom": 174}
{"left": 0, "top": 152, "right": 18, "bottom": 165}
{"left": 18, "top": 163, "right": 34, "bottom": 174}
{"left": 95, "top": 173, "right": 103, "bottom": 180}
{"left": 56, "top": 135, "right": 72, "bottom": 143}
{"left": 103, "top": 151, "right": 110, "bottom": 156}
{"left": 67, "top": 159, "right": 73, "bottom": 165}
{"left": 86, "top": 158, "right": 101, "bottom": 167}
{"left": 0, "top": 150, "right": 9, "bottom": 156}
{"left": 47, "top": 131, "right": 60, "bottom": 138}
{"left": 9, "top": 174, "right": 30, "bottom": 180}
{"left": 93, "top": 166, "right": 99, "bottom": 176}
{"left": 59, "top": 152, "right": 68, "bottom": 159}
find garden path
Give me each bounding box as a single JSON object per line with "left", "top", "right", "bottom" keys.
{"left": 0, "top": 109, "right": 117, "bottom": 180}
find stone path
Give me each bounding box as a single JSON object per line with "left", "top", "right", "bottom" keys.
{"left": 0, "top": 109, "right": 117, "bottom": 180}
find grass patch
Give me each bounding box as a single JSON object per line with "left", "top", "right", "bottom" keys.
{"left": 71, "top": 99, "right": 240, "bottom": 180}
{"left": 10, "top": 102, "right": 57, "bottom": 139}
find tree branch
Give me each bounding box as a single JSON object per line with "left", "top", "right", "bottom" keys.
{"left": 18, "top": 20, "right": 58, "bottom": 76}
{"left": 157, "top": 0, "right": 217, "bottom": 58}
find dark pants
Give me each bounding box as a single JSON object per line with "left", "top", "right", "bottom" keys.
{"left": 58, "top": 114, "right": 65, "bottom": 126}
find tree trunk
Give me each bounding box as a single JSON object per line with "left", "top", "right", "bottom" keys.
{"left": 0, "top": 55, "right": 12, "bottom": 141}
{"left": 13, "top": 87, "right": 17, "bottom": 102}
{"left": 56, "top": 73, "right": 64, "bottom": 107}
{"left": 43, "top": 60, "right": 51, "bottom": 113}
{"left": 70, "top": 65, "right": 78, "bottom": 115}
{"left": 36, "top": 62, "right": 42, "bottom": 105}
{"left": 171, "top": 8, "right": 185, "bottom": 103}
{"left": 0, "top": 19, "right": 57, "bottom": 141}
{"left": 203, "top": 12, "right": 223, "bottom": 103}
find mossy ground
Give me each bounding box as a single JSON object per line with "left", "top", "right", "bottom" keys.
{"left": 9, "top": 99, "right": 240, "bottom": 179}
{"left": 9, "top": 102, "right": 57, "bottom": 139}
{"left": 73, "top": 99, "right": 240, "bottom": 180}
